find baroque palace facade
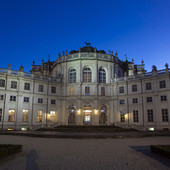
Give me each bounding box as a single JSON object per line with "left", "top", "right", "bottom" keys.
{"left": 0, "top": 45, "right": 170, "bottom": 131}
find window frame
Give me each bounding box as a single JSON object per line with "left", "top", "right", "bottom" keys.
{"left": 11, "top": 81, "right": 17, "bottom": 89}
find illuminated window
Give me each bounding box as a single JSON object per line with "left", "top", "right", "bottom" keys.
{"left": 70, "top": 87, "right": 74, "bottom": 95}
{"left": 85, "top": 86, "right": 90, "bottom": 95}
{"left": 161, "top": 96, "right": 167, "bottom": 101}
{"left": 37, "top": 110, "right": 43, "bottom": 123}
{"left": 38, "top": 84, "right": 44, "bottom": 92}
{"left": 99, "top": 68, "right": 106, "bottom": 83}
{"left": 50, "top": 111, "right": 55, "bottom": 123}
{"left": 148, "top": 109, "right": 153, "bottom": 122}
{"left": 10, "top": 96, "right": 16, "bottom": 101}
{"left": 11, "top": 81, "right": 17, "bottom": 89}
{"left": 0, "top": 109, "right": 2, "bottom": 122}
{"left": 68, "top": 105, "right": 76, "bottom": 124}
{"left": 23, "top": 97, "right": 29, "bottom": 102}
{"left": 146, "top": 82, "right": 152, "bottom": 90}
{"left": 8, "top": 109, "right": 15, "bottom": 122}
{"left": 51, "top": 99, "right": 56, "bottom": 104}
{"left": 22, "top": 110, "right": 28, "bottom": 122}
{"left": 51, "top": 86, "right": 56, "bottom": 93}
{"left": 101, "top": 87, "right": 105, "bottom": 96}
{"left": 69, "top": 69, "right": 76, "bottom": 83}
{"left": 0, "top": 79, "right": 5, "bottom": 87}
{"left": 160, "top": 80, "right": 166, "bottom": 88}
{"left": 162, "top": 109, "right": 168, "bottom": 122}
{"left": 119, "top": 86, "right": 124, "bottom": 93}
{"left": 83, "top": 67, "right": 92, "bottom": 82}
{"left": 0, "top": 95, "right": 4, "bottom": 100}
{"left": 120, "top": 111, "right": 125, "bottom": 122}
{"left": 132, "top": 84, "right": 137, "bottom": 92}
{"left": 133, "top": 110, "right": 139, "bottom": 122}
{"left": 24, "top": 83, "right": 30, "bottom": 90}
{"left": 38, "top": 98, "right": 43, "bottom": 103}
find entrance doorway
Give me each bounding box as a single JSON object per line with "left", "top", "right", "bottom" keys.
{"left": 83, "top": 103, "right": 92, "bottom": 125}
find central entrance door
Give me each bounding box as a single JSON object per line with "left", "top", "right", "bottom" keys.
{"left": 83, "top": 103, "right": 92, "bottom": 125}
{"left": 84, "top": 111, "right": 91, "bottom": 124}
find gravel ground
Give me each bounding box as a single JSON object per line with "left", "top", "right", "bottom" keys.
{"left": 0, "top": 135, "right": 170, "bottom": 170}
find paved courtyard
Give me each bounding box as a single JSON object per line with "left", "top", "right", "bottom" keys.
{"left": 0, "top": 135, "right": 170, "bottom": 170}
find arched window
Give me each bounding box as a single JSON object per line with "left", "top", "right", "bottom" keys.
{"left": 83, "top": 67, "right": 92, "bottom": 82}
{"left": 99, "top": 68, "right": 106, "bottom": 83}
{"left": 69, "top": 69, "right": 76, "bottom": 83}
{"left": 68, "top": 104, "right": 76, "bottom": 124}
{"left": 99, "top": 104, "right": 107, "bottom": 124}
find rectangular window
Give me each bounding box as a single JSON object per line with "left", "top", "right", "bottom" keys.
{"left": 23, "top": 97, "right": 29, "bottom": 102}
{"left": 119, "top": 86, "right": 124, "bottom": 93}
{"left": 0, "top": 109, "right": 2, "bottom": 122}
{"left": 22, "top": 109, "right": 28, "bottom": 122}
{"left": 24, "top": 83, "right": 30, "bottom": 90}
{"left": 146, "top": 82, "right": 152, "bottom": 90}
{"left": 38, "top": 85, "right": 44, "bottom": 92}
{"left": 132, "top": 84, "right": 137, "bottom": 92}
{"left": 120, "top": 111, "right": 125, "bottom": 122}
{"left": 38, "top": 98, "right": 43, "bottom": 103}
{"left": 133, "top": 98, "right": 138, "bottom": 103}
{"left": 70, "top": 87, "right": 74, "bottom": 95}
{"left": 10, "top": 96, "right": 16, "bottom": 101}
{"left": 162, "top": 109, "right": 168, "bottom": 122}
{"left": 85, "top": 87, "right": 90, "bottom": 95}
{"left": 148, "top": 109, "right": 154, "bottom": 122}
{"left": 11, "top": 81, "right": 17, "bottom": 89}
{"left": 133, "top": 110, "right": 139, "bottom": 122}
{"left": 8, "top": 109, "right": 15, "bottom": 122}
{"left": 160, "top": 80, "right": 166, "bottom": 88}
{"left": 120, "top": 100, "right": 125, "bottom": 104}
{"left": 101, "top": 87, "right": 105, "bottom": 96}
{"left": 0, "top": 95, "right": 4, "bottom": 100}
{"left": 161, "top": 96, "right": 167, "bottom": 101}
{"left": 147, "top": 97, "right": 152, "bottom": 102}
{"left": 37, "top": 110, "right": 43, "bottom": 123}
{"left": 0, "top": 79, "right": 5, "bottom": 87}
{"left": 51, "top": 86, "right": 56, "bottom": 94}
{"left": 51, "top": 99, "right": 56, "bottom": 104}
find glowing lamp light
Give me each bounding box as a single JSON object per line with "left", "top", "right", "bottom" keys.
{"left": 148, "top": 127, "right": 154, "bottom": 131}
{"left": 8, "top": 128, "right": 14, "bottom": 131}
{"left": 21, "top": 128, "right": 27, "bottom": 131}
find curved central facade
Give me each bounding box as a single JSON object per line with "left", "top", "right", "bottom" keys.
{"left": 0, "top": 45, "right": 169, "bottom": 130}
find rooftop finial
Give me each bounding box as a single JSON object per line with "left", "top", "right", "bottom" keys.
{"left": 165, "top": 63, "right": 169, "bottom": 69}
{"left": 115, "top": 51, "right": 118, "bottom": 57}
{"left": 108, "top": 49, "right": 110, "bottom": 54}
{"left": 141, "top": 59, "right": 144, "bottom": 65}
{"left": 58, "top": 52, "right": 60, "bottom": 57}
{"left": 132, "top": 58, "right": 134, "bottom": 63}
{"left": 124, "top": 54, "right": 127, "bottom": 61}
{"left": 111, "top": 51, "right": 113, "bottom": 55}
{"left": 48, "top": 55, "right": 50, "bottom": 61}
{"left": 32, "top": 60, "right": 35, "bottom": 65}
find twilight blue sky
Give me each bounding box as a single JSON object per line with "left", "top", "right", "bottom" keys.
{"left": 0, "top": 0, "right": 170, "bottom": 72}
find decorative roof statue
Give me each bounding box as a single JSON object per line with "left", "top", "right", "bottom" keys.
{"left": 165, "top": 63, "right": 169, "bottom": 69}
{"left": 58, "top": 52, "right": 60, "bottom": 57}
{"left": 84, "top": 41, "right": 91, "bottom": 46}
{"left": 152, "top": 65, "right": 157, "bottom": 72}
{"left": 111, "top": 51, "right": 113, "bottom": 55}
{"left": 115, "top": 51, "right": 118, "bottom": 57}
{"left": 141, "top": 59, "right": 144, "bottom": 65}
{"left": 19, "top": 65, "right": 24, "bottom": 71}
